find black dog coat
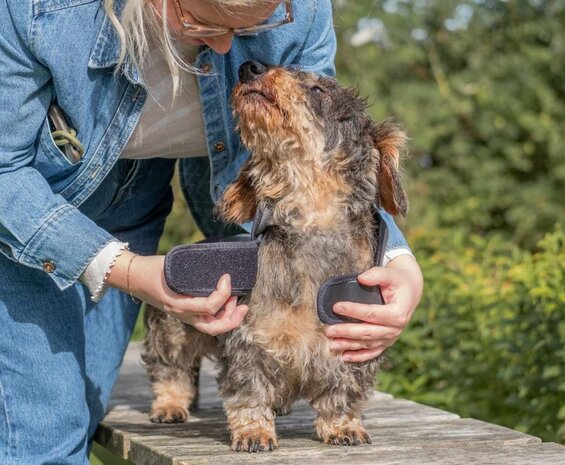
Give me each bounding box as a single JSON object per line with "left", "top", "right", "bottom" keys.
{"left": 164, "top": 208, "right": 387, "bottom": 325}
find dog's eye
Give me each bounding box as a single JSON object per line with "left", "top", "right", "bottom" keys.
{"left": 310, "top": 85, "right": 325, "bottom": 94}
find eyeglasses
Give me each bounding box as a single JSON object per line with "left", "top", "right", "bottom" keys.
{"left": 172, "top": 0, "right": 293, "bottom": 38}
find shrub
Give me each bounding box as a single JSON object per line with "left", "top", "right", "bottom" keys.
{"left": 334, "top": 0, "right": 565, "bottom": 248}
{"left": 378, "top": 225, "right": 565, "bottom": 443}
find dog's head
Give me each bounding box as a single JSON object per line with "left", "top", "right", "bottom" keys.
{"left": 218, "top": 62, "right": 408, "bottom": 224}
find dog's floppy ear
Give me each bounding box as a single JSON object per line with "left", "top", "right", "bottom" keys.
{"left": 373, "top": 120, "right": 408, "bottom": 216}
{"left": 215, "top": 161, "right": 257, "bottom": 224}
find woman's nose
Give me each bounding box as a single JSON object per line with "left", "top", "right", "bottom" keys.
{"left": 204, "top": 33, "right": 234, "bottom": 55}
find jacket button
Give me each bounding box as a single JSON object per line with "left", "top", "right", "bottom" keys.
{"left": 214, "top": 141, "right": 225, "bottom": 152}
{"left": 201, "top": 63, "right": 212, "bottom": 73}
{"left": 43, "top": 261, "right": 56, "bottom": 273}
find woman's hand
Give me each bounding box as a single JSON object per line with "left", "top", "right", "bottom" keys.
{"left": 106, "top": 252, "right": 248, "bottom": 336}
{"left": 324, "top": 254, "right": 423, "bottom": 363}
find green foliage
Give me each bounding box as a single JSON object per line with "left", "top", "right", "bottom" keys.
{"left": 90, "top": 442, "right": 132, "bottom": 465}
{"left": 378, "top": 225, "right": 565, "bottom": 443}
{"left": 334, "top": 0, "right": 565, "bottom": 248}
{"left": 157, "top": 172, "right": 204, "bottom": 255}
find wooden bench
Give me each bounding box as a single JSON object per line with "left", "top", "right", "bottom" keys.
{"left": 95, "top": 343, "right": 565, "bottom": 464}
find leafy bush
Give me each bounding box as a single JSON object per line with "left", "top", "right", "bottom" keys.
{"left": 334, "top": 0, "right": 565, "bottom": 248}
{"left": 378, "top": 225, "right": 565, "bottom": 443}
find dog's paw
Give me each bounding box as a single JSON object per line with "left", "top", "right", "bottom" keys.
{"left": 231, "top": 430, "right": 278, "bottom": 453}
{"left": 322, "top": 429, "right": 372, "bottom": 446}
{"left": 317, "top": 420, "right": 372, "bottom": 446}
{"left": 149, "top": 405, "right": 189, "bottom": 424}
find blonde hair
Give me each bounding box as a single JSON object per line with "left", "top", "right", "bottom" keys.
{"left": 103, "top": 0, "right": 269, "bottom": 95}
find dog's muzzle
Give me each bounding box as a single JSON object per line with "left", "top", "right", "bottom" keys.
{"left": 164, "top": 208, "right": 387, "bottom": 325}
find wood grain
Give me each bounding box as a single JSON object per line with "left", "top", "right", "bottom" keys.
{"left": 95, "top": 343, "right": 565, "bottom": 464}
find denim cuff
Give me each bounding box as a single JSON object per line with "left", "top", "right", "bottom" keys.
{"left": 19, "top": 204, "right": 116, "bottom": 291}
{"left": 383, "top": 247, "right": 415, "bottom": 267}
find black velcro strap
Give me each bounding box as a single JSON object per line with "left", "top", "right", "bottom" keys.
{"left": 317, "top": 274, "right": 384, "bottom": 324}
{"left": 164, "top": 206, "right": 389, "bottom": 325}
{"left": 164, "top": 207, "right": 269, "bottom": 297}
{"left": 164, "top": 238, "right": 259, "bottom": 297}
{"left": 317, "top": 210, "right": 388, "bottom": 325}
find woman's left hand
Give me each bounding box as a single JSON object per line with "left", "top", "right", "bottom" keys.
{"left": 323, "top": 254, "right": 423, "bottom": 363}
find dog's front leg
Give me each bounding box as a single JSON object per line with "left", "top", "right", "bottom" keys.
{"left": 224, "top": 402, "right": 278, "bottom": 452}
{"left": 218, "top": 338, "right": 280, "bottom": 452}
{"left": 310, "top": 363, "right": 378, "bottom": 446}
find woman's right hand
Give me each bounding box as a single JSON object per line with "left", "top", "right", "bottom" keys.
{"left": 106, "top": 251, "right": 248, "bottom": 336}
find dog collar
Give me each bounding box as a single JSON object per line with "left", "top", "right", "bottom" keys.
{"left": 164, "top": 207, "right": 387, "bottom": 325}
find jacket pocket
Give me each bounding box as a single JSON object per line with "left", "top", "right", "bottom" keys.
{"left": 35, "top": 115, "right": 83, "bottom": 183}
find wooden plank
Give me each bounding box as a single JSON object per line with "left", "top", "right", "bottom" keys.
{"left": 173, "top": 443, "right": 565, "bottom": 465}
{"left": 95, "top": 343, "right": 565, "bottom": 465}
{"left": 119, "top": 431, "right": 560, "bottom": 465}
{"left": 103, "top": 416, "right": 541, "bottom": 465}
{"left": 122, "top": 434, "right": 565, "bottom": 465}
{"left": 97, "top": 407, "right": 539, "bottom": 462}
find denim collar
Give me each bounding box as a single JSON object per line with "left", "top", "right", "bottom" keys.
{"left": 88, "top": 14, "right": 120, "bottom": 69}
{"left": 87, "top": 0, "right": 141, "bottom": 83}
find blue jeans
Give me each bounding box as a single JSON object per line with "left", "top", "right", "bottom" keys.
{"left": 0, "top": 158, "right": 175, "bottom": 465}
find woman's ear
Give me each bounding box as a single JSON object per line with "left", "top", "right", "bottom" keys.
{"left": 215, "top": 161, "right": 257, "bottom": 224}
{"left": 373, "top": 120, "right": 408, "bottom": 216}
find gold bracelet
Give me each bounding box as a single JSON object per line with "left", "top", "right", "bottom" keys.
{"left": 126, "top": 254, "right": 140, "bottom": 304}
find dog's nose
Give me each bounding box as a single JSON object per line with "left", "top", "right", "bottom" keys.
{"left": 238, "top": 61, "right": 267, "bottom": 83}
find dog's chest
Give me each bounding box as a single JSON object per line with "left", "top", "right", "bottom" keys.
{"left": 246, "top": 304, "right": 336, "bottom": 373}
{"left": 244, "top": 225, "right": 373, "bottom": 369}
{"left": 256, "top": 227, "right": 373, "bottom": 304}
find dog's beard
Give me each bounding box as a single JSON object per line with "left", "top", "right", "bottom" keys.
{"left": 236, "top": 109, "right": 325, "bottom": 164}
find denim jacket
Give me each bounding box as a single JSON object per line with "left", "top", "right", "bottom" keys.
{"left": 0, "top": 0, "right": 409, "bottom": 291}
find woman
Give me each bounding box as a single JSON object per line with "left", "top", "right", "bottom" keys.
{"left": 0, "top": 0, "right": 423, "bottom": 463}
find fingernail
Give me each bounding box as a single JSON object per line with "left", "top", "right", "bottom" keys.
{"left": 334, "top": 304, "right": 345, "bottom": 314}
{"left": 329, "top": 343, "right": 340, "bottom": 351}
{"left": 342, "top": 355, "right": 352, "bottom": 362}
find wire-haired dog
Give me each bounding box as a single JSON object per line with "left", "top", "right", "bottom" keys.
{"left": 143, "top": 61, "right": 408, "bottom": 452}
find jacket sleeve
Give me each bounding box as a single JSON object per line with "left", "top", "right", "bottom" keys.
{"left": 0, "top": 0, "right": 116, "bottom": 290}
{"left": 291, "top": 0, "right": 411, "bottom": 255}
{"left": 379, "top": 209, "right": 411, "bottom": 255}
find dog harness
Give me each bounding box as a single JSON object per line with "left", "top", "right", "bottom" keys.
{"left": 164, "top": 207, "right": 388, "bottom": 325}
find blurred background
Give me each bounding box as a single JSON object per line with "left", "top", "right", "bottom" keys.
{"left": 92, "top": 0, "right": 565, "bottom": 462}
{"left": 332, "top": 0, "right": 564, "bottom": 445}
